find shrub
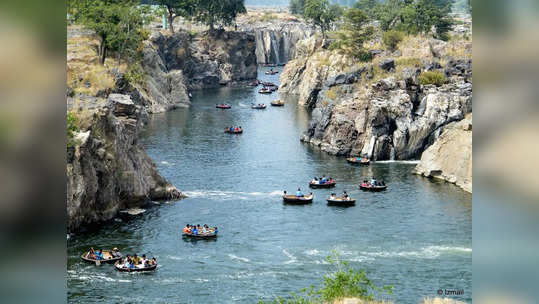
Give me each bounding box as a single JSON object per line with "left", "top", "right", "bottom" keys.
{"left": 258, "top": 252, "right": 392, "bottom": 303}
{"left": 382, "top": 30, "right": 404, "bottom": 51}
{"left": 67, "top": 112, "right": 80, "bottom": 148}
{"left": 419, "top": 71, "right": 447, "bottom": 86}
{"left": 124, "top": 63, "right": 146, "bottom": 86}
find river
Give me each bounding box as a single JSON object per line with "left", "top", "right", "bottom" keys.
{"left": 67, "top": 67, "right": 472, "bottom": 303}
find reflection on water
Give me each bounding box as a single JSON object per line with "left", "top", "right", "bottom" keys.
{"left": 67, "top": 66, "right": 471, "bottom": 303}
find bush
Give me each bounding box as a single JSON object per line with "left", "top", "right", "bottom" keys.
{"left": 382, "top": 30, "right": 404, "bottom": 51}
{"left": 67, "top": 112, "right": 80, "bottom": 148}
{"left": 419, "top": 71, "right": 447, "bottom": 86}
{"left": 258, "top": 252, "right": 392, "bottom": 303}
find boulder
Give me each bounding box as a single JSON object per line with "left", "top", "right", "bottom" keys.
{"left": 379, "top": 58, "right": 395, "bottom": 71}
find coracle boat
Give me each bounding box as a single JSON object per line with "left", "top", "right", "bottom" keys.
{"left": 265, "top": 70, "right": 279, "bottom": 75}
{"left": 216, "top": 104, "right": 232, "bottom": 109}
{"left": 81, "top": 250, "right": 123, "bottom": 264}
{"left": 346, "top": 157, "right": 370, "bottom": 165}
{"left": 327, "top": 197, "right": 356, "bottom": 206}
{"left": 309, "top": 180, "right": 336, "bottom": 188}
{"left": 282, "top": 193, "right": 313, "bottom": 204}
{"left": 258, "top": 88, "right": 272, "bottom": 94}
{"left": 271, "top": 100, "right": 284, "bottom": 107}
{"left": 114, "top": 262, "right": 157, "bottom": 272}
{"left": 359, "top": 184, "right": 387, "bottom": 192}
{"left": 251, "top": 104, "right": 267, "bottom": 109}
{"left": 224, "top": 128, "right": 243, "bottom": 134}
{"left": 269, "top": 86, "right": 277, "bottom": 92}
{"left": 182, "top": 232, "right": 218, "bottom": 239}
{"left": 261, "top": 81, "right": 276, "bottom": 87}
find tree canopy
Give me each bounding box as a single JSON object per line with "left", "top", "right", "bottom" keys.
{"left": 304, "top": 0, "right": 343, "bottom": 39}
{"left": 194, "top": 0, "right": 246, "bottom": 30}
{"left": 153, "top": 0, "right": 196, "bottom": 33}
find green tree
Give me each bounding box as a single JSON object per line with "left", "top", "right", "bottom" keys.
{"left": 195, "top": 0, "right": 246, "bottom": 30}
{"left": 289, "top": 0, "right": 306, "bottom": 15}
{"left": 353, "top": 0, "right": 379, "bottom": 19}
{"left": 154, "top": 0, "right": 196, "bottom": 33}
{"left": 77, "top": 0, "right": 151, "bottom": 64}
{"left": 329, "top": 7, "right": 374, "bottom": 61}
{"left": 304, "top": 0, "right": 343, "bottom": 40}
{"left": 382, "top": 30, "right": 405, "bottom": 51}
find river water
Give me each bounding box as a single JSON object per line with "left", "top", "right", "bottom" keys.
{"left": 67, "top": 67, "right": 472, "bottom": 303}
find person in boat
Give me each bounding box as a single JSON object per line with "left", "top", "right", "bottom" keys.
{"left": 370, "top": 177, "right": 376, "bottom": 186}
{"left": 296, "top": 188, "right": 304, "bottom": 197}
{"left": 184, "top": 224, "right": 191, "bottom": 234}
{"left": 381, "top": 180, "right": 385, "bottom": 186}
{"left": 151, "top": 257, "right": 157, "bottom": 265}
{"left": 321, "top": 175, "right": 327, "bottom": 184}
{"left": 88, "top": 247, "right": 96, "bottom": 259}
{"left": 132, "top": 254, "right": 140, "bottom": 265}
{"left": 112, "top": 247, "right": 121, "bottom": 258}
{"left": 95, "top": 249, "right": 104, "bottom": 260}
{"left": 313, "top": 177, "right": 319, "bottom": 184}
{"left": 343, "top": 191, "right": 349, "bottom": 199}
{"left": 229, "top": 126, "right": 234, "bottom": 133}
{"left": 330, "top": 193, "right": 336, "bottom": 199}
{"left": 329, "top": 177, "right": 334, "bottom": 184}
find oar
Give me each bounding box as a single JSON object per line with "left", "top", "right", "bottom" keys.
{"left": 95, "top": 259, "right": 101, "bottom": 266}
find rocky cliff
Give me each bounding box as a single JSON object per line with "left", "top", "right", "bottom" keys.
{"left": 67, "top": 94, "right": 183, "bottom": 232}
{"left": 414, "top": 114, "right": 472, "bottom": 193}
{"left": 115, "top": 29, "right": 258, "bottom": 113}
{"left": 281, "top": 35, "right": 472, "bottom": 160}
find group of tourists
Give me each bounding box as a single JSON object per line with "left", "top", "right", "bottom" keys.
{"left": 312, "top": 176, "right": 335, "bottom": 184}
{"left": 183, "top": 224, "right": 218, "bottom": 236}
{"left": 88, "top": 247, "right": 121, "bottom": 260}
{"left": 118, "top": 254, "right": 157, "bottom": 269}
{"left": 226, "top": 126, "right": 242, "bottom": 132}
{"left": 361, "top": 178, "right": 385, "bottom": 187}
{"left": 329, "top": 191, "right": 351, "bottom": 200}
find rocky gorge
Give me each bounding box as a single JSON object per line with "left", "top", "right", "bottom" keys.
{"left": 279, "top": 34, "right": 472, "bottom": 191}
{"left": 67, "top": 26, "right": 258, "bottom": 232}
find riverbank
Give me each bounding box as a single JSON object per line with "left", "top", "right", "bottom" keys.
{"left": 66, "top": 24, "right": 258, "bottom": 232}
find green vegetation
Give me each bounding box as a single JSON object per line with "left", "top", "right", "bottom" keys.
{"left": 258, "top": 252, "right": 393, "bottom": 304}
{"left": 329, "top": 8, "right": 373, "bottom": 61}
{"left": 289, "top": 0, "right": 306, "bottom": 15}
{"left": 154, "top": 0, "right": 196, "bottom": 33}
{"left": 67, "top": 112, "right": 80, "bottom": 148}
{"left": 304, "top": 0, "right": 344, "bottom": 39}
{"left": 382, "top": 30, "right": 404, "bottom": 51}
{"left": 68, "top": 0, "right": 152, "bottom": 65}
{"left": 419, "top": 71, "right": 447, "bottom": 86}
{"left": 194, "top": 0, "right": 246, "bottom": 30}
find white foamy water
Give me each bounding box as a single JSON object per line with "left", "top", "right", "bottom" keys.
{"left": 228, "top": 254, "right": 250, "bottom": 263}
{"left": 374, "top": 160, "right": 421, "bottom": 164}
{"left": 360, "top": 246, "right": 472, "bottom": 259}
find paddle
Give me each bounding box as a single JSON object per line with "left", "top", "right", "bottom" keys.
{"left": 95, "top": 260, "right": 101, "bottom": 266}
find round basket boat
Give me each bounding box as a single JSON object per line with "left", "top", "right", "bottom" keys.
{"left": 251, "top": 104, "right": 267, "bottom": 109}
{"left": 258, "top": 89, "right": 272, "bottom": 94}
{"left": 216, "top": 104, "right": 231, "bottom": 109}
{"left": 225, "top": 129, "right": 243, "bottom": 134}
{"left": 309, "top": 181, "right": 336, "bottom": 188}
{"left": 182, "top": 232, "right": 218, "bottom": 239}
{"left": 265, "top": 71, "right": 279, "bottom": 75}
{"left": 282, "top": 194, "right": 313, "bottom": 204}
{"left": 271, "top": 101, "right": 284, "bottom": 107}
{"left": 327, "top": 197, "right": 356, "bottom": 206}
{"left": 262, "top": 82, "right": 276, "bottom": 87}
{"left": 114, "top": 262, "right": 157, "bottom": 272}
{"left": 346, "top": 157, "right": 370, "bottom": 165}
{"left": 359, "top": 184, "right": 387, "bottom": 192}
{"left": 81, "top": 250, "right": 123, "bottom": 264}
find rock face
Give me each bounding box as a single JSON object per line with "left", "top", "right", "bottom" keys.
{"left": 115, "top": 29, "right": 258, "bottom": 113}
{"left": 247, "top": 23, "right": 314, "bottom": 65}
{"left": 414, "top": 114, "right": 472, "bottom": 192}
{"left": 66, "top": 94, "right": 184, "bottom": 232}
{"left": 282, "top": 36, "right": 472, "bottom": 160}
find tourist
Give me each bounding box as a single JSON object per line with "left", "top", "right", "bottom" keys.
{"left": 321, "top": 175, "right": 327, "bottom": 183}
{"left": 123, "top": 257, "right": 131, "bottom": 268}
{"left": 202, "top": 225, "right": 208, "bottom": 234}
{"left": 151, "top": 257, "right": 157, "bottom": 265}
{"left": 95, "top": 249, "right": 104, "bottom": 260}
{"left": 343, "top": 191, "right": 349, "bottom": 199}
{"left": 230, "top": 126, "right": 234, "bottom": 132}
{"left": 296, "top": 188, "right": 303, "bottom": 197}
{"left": 89, "top": 247, "right": 96, "bottom": 259}
{"left": 330, "top": 193, "right": 336, "bottom": 199}
{"left": 133, "top": 254, "right": 140, "bottom": 265}
{"left": 112, "top": 247, "right": 121, "bottom": 258}
{"left": 192, "top": 225, "right": 198, "bottom": 235}
{"left": 329, "top": 177, "right": 334, "bottom": 183}
{"left": 184, "top": 224, "right": 191, "bottom": 234}
{"left": 371, "top": 177, "right": 376, "bottom": 186}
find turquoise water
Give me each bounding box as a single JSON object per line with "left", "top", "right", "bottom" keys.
{"left": 67, "top": 67, "right": 472, "bottom": 303}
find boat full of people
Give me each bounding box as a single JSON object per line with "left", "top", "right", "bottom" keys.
{"left": 216, "top": 103, "right": 232, "bottom": 109}
{"left": 309, "top": 176, "right": 336, "bottom": 188}
{"left": 265, "top": 69, "right": 279, "bottom": 75}
{"left": 258, "top": 87, "right": 272, "bottom": 94}
{"left": 271, "top": 100, "right": 284, "bottom": 106}
{"left": 359, "top": 178, "right": 387, "bottom": 191}
{"left": 224, "top": 126, "right": 243, "bottom": 134}
{"left": 81, "top": 248, "right": 123, "bottom": 264}
{"left": 327, "top": 192, "right": 356, "bottom": 206}
{"left": 251, "top": 103, "right": 267, "bottom": 109}
{"left": 182, "top": 224, "right": 218, "bottom": 239}
{"left": 114, "top": 254, "right": 157, "bottom": 272}
{"left": 347, "top": 156, "right": 370, "bottom": 165}
{"left": 282, "top": 189, "right": 313, "bottom": 204}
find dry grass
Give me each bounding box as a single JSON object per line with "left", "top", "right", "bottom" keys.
{"left": 67, "top": 28, "right": 126, "bottom": 97}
